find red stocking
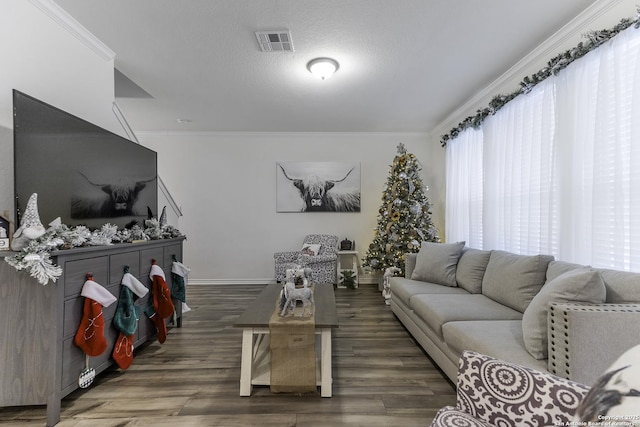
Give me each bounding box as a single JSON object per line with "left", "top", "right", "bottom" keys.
{"left": 112, "top": 332, "right": 134, "bottom": 369}
{"left": 152, "top": 271, "right": 175, "bottom": 318}
{"left": 74, "top": 298, "right": 107, "bottom": 357}
{"left": 150, "top": 312, "right": 167, "bottom": 344}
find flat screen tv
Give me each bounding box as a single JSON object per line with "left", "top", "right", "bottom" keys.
{"left": 13, "top": 90, "right": 157, "bottom": 229}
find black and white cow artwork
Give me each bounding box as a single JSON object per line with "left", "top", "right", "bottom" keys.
{"left": 278, "top": 163, "right": 361, "bottom": 212}
{"left": 71, "top": 172, "right": 156, "bottom": 219}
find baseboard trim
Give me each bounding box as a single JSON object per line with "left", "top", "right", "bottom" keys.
{"left": 188, "top": 278, "right": 277, "bottom": 286}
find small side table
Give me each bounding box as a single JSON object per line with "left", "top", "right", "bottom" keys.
{"left": 337, "top": 250, "right": 359, "bottom": 288}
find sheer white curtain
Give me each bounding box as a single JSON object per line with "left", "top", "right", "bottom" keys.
{"left": 482, "top": 79, "right": 556, "bottom": 255}
{"left": 445, "top": 26, "right": 640, "bottom": 272}
{"left": 555, "top": 27, "right": 640, "bottom": 270}
{"left": 445, "top": 128, "right": 483, "bottom": 248}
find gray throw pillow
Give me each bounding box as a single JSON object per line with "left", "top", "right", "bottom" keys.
{"left": 456, "top": 248, "right": 492, "bottom": 294}
{"left": 411, "top": 241, "right": 465, "bottom": 287}
{"left": 522, "top": 268, "right": 606, "bottom": 359}
{"left": 482, "top": 250, "right": 554, "bottom": 313}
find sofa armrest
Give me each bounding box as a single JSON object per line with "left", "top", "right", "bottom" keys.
{"left": 299, "top": 253, "right": 337, "bottom": 264}
{"left": 405, "top": 253, "right": 417, "bottom": 278}
{"left": 548, "top": 302, "right": 640, "bottom": 385}
{"left": 274, "top": 251, "right": 299, "bottom": 263}
{"left": 456, "top": 351, "right": 589, "bottom": 426}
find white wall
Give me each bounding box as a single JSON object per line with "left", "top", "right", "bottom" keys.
{"left": 431, "top": 0, "right": 637, "bottom": 141}
{"left": 0, "top": 0, "right": 120, "bottom": 225}
{"left": 138, "top": 132, "right": 444, "bottom": 283}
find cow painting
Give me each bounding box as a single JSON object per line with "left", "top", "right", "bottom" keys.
{"left": 71, "top": 172, "right": 156, "bottom": 219}
{"left": 277, "top": 162, "right": 361, "bottom": 212}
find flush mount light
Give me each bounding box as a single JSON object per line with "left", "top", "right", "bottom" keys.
{"left": 306, "top": 57, "right": 339, "bottom": 80}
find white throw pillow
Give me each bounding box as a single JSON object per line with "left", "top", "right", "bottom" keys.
{"left": 575, "top": 343, "right": 640, "bottom": 422}
{"left": 301, "top": 243, "right": 321, "bottom": 256}
{"left": 522, "top": 268, "right": 606, "bottom": 360}
{"left": 410, "top": 241, "right": 465, "bottom": 287}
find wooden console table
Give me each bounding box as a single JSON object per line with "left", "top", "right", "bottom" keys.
{"left": 0, "top": 237, "right": 185, "bottom": 427}
{"left": 234, "top": 283, "right": 339, "bottom": 397}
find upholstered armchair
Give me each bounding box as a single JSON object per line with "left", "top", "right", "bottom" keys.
{"left": 274, "top": 234, "right": 339, "bottom": 284}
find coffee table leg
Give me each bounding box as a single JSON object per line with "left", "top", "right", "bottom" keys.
{"left": 320, "top": 328, "right": 332, "bottom": 397}
{"left": 240, "top": 328, "right": 253, "bottom": 396}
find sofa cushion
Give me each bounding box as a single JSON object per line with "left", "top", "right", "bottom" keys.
{"left": 411, "top": 241, "right": 465, "bottom": 287}
{"left": 442, "top": 320, "right": 547, "bottom": 372}
{"left": 482, "top": 251, "right": 554, "bottom": 313}
{"left": 522, "top": 268, "right": 606, "bottom": 360}
{"left": 410, "top": 294, "right": 522, "bottom": 339}
{"left": 456, "top": 248, "right": 492, "bottom": 294}
{"left": 545, "top": 260, "right": 588, "bottom": 282}
{"left": 597, "top": 268, "right": 640, "bottom": 303}
{"left": 390, "top": 277, "right": 469, "bottom": 308}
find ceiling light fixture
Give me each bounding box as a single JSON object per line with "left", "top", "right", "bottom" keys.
{"left": 306, "top": 57, "right": 339, "bottom": 80}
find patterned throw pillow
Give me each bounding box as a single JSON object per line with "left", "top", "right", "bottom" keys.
{"left": 574, "top": 344, "right": 640, "bottom": 424}
{"left": 301, "top": 243, "right": 321, "bottom": 256}
{"left": 457, "top": 351, "right": 589, "bottom": 426}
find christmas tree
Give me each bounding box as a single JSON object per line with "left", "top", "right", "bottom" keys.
{"left": 363, "top": 143, "right": 440, "bottom": 274}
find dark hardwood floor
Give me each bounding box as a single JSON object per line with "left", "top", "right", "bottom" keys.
{"left": 0, "top": 283, "right": 456, "bottom": 426}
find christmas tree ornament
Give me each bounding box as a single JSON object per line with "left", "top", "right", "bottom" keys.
{"left": 11, "top": 193, "right": 46, "bottom": 251}
{"left": 78, "top": 355, "right": 95, "bottom": 388}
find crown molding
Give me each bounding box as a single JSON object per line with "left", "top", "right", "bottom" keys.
{"left": 28, "top": 0, "right": 115, "bottom": 62}
{"left": 135, "top": 130, "right": 430, "bottom": 138}
{"left": 431, "top": 0, "right": 628, "bottom": 140}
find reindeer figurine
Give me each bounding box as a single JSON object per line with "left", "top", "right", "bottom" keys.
{"left": 280, "top": 269, "right": 314, "bottom": 317}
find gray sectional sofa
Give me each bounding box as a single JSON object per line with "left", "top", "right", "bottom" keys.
{"left": 390, "top": 242, "right": 640, "bottom": 385}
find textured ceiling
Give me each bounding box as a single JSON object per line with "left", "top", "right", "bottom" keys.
{"left": 54, "top": 0, "right": 597, "bottom": 133}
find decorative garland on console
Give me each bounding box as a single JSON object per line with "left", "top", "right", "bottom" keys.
{"left": 440, "top": 8, "right": 640, "bottom": 147}
{"left": 4, "top": 219, "right": 183, "bottom": 286}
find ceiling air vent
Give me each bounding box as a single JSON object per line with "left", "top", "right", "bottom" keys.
{"left": 255, "top": 30, "right": 294, "bottom": 52}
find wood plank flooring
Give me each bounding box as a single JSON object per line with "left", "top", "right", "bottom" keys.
{"left": 0, "top": 284, "right": 456, "bottom": 426}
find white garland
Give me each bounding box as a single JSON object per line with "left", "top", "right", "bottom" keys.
{"left": 4, "top": 221, "right": 183, "bottom": 285}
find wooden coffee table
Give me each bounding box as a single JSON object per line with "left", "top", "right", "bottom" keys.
{"left": 233, "top": 283, "right": 339, "bottom": 397}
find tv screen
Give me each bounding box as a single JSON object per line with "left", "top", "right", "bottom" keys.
{"left": 13, "top": 90, "right": 157, "bottom": 229}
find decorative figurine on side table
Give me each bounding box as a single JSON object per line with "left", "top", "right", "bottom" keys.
{"left": 382, "top": 267, "right": 402, "bottom": 305}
